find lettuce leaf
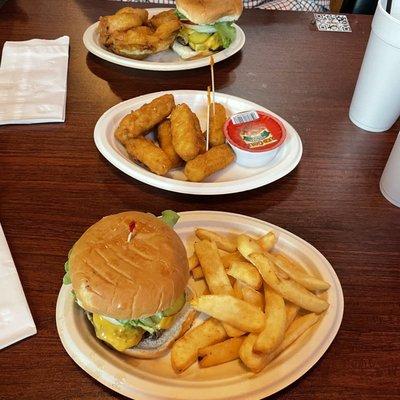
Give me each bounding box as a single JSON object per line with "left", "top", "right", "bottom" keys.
{"left": 161, "top": 210, "right": 180, "bottom": 227}
{"left": 214, "top": 22, "right": 236, "bottom": 48}
{"left": 118, "top": 313, "right": 164, "bottom": 334}
{"left": 175, "top": 9, "right": 188, "bottom": 20}
{"left": 63, "top": 260, "right": 71, "bottom": 285}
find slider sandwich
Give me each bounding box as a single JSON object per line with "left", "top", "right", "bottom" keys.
{"left": 63, "top": 210, "right": 195, "bottom": 358}
{"left": 173, "top": 0, "right": 243, "bottom": 59}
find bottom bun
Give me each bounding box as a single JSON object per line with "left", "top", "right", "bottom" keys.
{"left": 123, "top": 302, "right": 197, "bottom": 359}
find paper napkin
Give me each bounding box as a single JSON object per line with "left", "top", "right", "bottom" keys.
{"left": 0, "top": 224, "right": 36, "bottom": 349}
{"left": 0, "top": 36, "right": 69, "bottom": 125}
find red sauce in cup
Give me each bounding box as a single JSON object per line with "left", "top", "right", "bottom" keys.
{"left": 224, "top": 110, "right": 286, "bottom": 152}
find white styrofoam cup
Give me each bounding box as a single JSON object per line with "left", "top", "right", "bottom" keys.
{"left": 349, "top": 0, "right": 400, "bottom": 132}
{"left": 380, "top": 133, "right": 400, "bottom": 207}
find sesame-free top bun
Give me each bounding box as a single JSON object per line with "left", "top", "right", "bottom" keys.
{"left": 69, "top": 211, "right": 189, "bottom": 320}
{"left": 176, "top": 0, "right": 243, "bottom": 25}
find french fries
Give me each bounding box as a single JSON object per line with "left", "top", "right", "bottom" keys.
{"left": 254, "top": 287, "right": 286, "bottom": 354}
{"left": 171, "top": 318, "right": 227, "bottom": 373}
{"left": 191, "top": 265, "right": 204, "bottom": 280}
{"left": 194, "top": 240, "right": 233, "bottom": 296}
{"left": 191, "top": 295, "right": 265, "bottom": 333}
{"left": 198, "top": 337, "right": 244, "bottom": 368}
{"left": 194, "top": 240, "right": 244, "bottom": 337}
{"left": 195, "top": 229, "right": 237, "bottom": 252}
{"left": 221, "top": 251, "right": 246, "bottom": 269}
{"left": 248, "top": 253, "right": 329, "bottom": 313}
{"left": 227, "top": 261, "right": 263, "bottom": 290}
{"left": 239, "top": 313, "right": 320, "bottom": 373}
{"left": 239, "top": 282, "right": 264, "bottom": 310}
{"left": 188, "top": 253, "right": 199, "bottom": 271}
{"left": 257, "top": 232, "right": 277, "bottom": 252}
{"left": 175, "top": 226, "right": 331, "bottom": 374}
{"left": 237, "top": 233, "right": 263, "bottom": 260}
{"left": 285, "top": 301, "right": 300, "bottom": 329}
{"left": 271, "top": 253, "right": 330, "bottom": 292}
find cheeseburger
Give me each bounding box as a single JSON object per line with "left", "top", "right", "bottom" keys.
{"left": 173, "top": 0, "right": 243, "bottom": 59}
{"left": 63, "top": 211, "right": 195, "bottom": 358}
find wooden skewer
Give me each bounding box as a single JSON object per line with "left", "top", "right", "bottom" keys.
{"left": 206, "top": 85, "right": 211, "bottom": 151}
{"left": 210, "top": 55, "right": 215, "bottom": 116}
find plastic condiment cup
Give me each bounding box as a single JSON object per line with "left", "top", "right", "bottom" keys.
{"left": 223, "top": 110, "right": 286, "bottom": 168}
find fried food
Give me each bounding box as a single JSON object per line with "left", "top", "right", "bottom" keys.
{"left": 240, "top": 283, "right": 264, "bottom": 310}
{"left": 226, "top": 261, "right": 263, "bottom": 290}
{"left": 184, "top": 144, "right": 235, "bottom": 182}
{"left": 195, "top": 240, "right": 234, "bottom": 296}
{"left": 271, "top": 253, "right": 331, "bottom": 292}
{"left": 125, "top": 137, "right": 172, "bottom": 176}
{"left": 98, "top": 8, "right": 148, "bottom": 46}
{"left": 157, "top": 120, "right": 182, "bottom": 168}
{"left": 148, "top": 9, "right": 178, "bottom": 30}
{"left": 170, "top": 104, "right": 205, "bottom": 161}
{"left": 194, "top": 240, "right": 244, "bottom": 337}
{"left": 248, "top": 253, "right": 329, "bottom": 313}
{"left": 239, "top": 313, "right": 320, "bottom": 373}
{"left": 191, "top": 294, "right": 266, "bottom": 333}
{"left": 115, "top": 94, "right": 175, "bottom": 144}
{"left": 257, "top": 232, "right": 277, "bottom": 252}
{"left": 98, "top": 8, "right": 181, "bottom": 60}
{"left": 198, "top": 336, "right": 244, "bottom": 368}
{"left": 195, "top": 228, "right": 236, "bottom": 252}
{"left": 254, "top": 287, "right": 286, "bottom": 354}
{"left": 209, "top": 103, "right": 227, "bottom": 147}
{"left": 171, "top": 318, "right": 227, "bottom": 373}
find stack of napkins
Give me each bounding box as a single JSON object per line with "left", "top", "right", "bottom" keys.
{"left": 0, "top": 224, "right": 36, "bottom": 349}
{"left": 0, "top": 36, "right": 69, "bottom": 125}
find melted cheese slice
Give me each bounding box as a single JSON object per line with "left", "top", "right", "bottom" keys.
{"left": 92, "top": 314, "right": 143, "bottom": 352}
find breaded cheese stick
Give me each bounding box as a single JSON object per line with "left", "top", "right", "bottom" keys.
{"left": 170, "top": 104, "right": 204, "bottom": 161}
{"left": 115, "top": 94, "right": 175, "bottom": 144}
{"left": 184, "top": 144, "right": 235, "bottom": 182}
{"left": 157, "top": 120, "right": 182, "bottom": 168}
{"left": 209, "top": 103, "right": 227, "bottom": 147}
{"left": 125, "top": 137, "right": 172, "bottom": 176}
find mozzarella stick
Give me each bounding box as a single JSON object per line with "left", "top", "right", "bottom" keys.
{"left": 170, "top": 104, "right": 204, "bottom": 161}
{"left": 184, "top": 144, "right": 235, "bottom": 182}
{"left": 209, "top": 103, "right": 227, "bottom": 147}
{"left": 125, "top": 137, "right": 171, "bottom": 176}
{"left": 115, "top": 94, "right": 175, "bottom": 144}
{"left": 157, "top": 120, "right": 182, "bottom": 168}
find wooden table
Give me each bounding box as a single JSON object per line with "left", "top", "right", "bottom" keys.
{"left": 1, "top": 1, "right": 399, "bottom": 399}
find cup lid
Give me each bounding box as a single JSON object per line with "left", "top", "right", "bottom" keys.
{"left": 224, "top": 110, "right": 286, "bottom": 152}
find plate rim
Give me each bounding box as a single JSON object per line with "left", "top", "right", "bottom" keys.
{"left": 93, "top": 90, "right": 303, "bottom": 195}
{"left": 82, "top": 8, "right": 246, "bottom": 71}
{"left": 56, "top": 210, "right": 344, "bottom": 400}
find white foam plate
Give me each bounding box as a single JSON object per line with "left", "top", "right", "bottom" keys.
{"left": 56, "top": 210, "right": 344, "bottom": 400}
{"left": 82, "top": 8, "right": 245, "bottom": 71}
{"left": 94, "top": 90, "right": 303, "bottom": 195}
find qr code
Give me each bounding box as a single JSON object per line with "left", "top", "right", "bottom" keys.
{"left": 314, "top": 14, "right": 352, "bottom": 32}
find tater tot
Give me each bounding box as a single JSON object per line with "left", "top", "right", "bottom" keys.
{"left": 184, "top": 144, "right": 235, "bottom": 182}
{"left": 209, "top": 103, "right": 227, "bottom": 147}
{"left": 157, "top": 120, "right": 182, "bottom": 168}
{"left": 115, "top": 94, "right": 175, "bottom": 144}
{"left": 125, "top": 137, "right": 172, "bottom": 176}
{"left": 170, "top": 104, "right": 204, "bottom": 161}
